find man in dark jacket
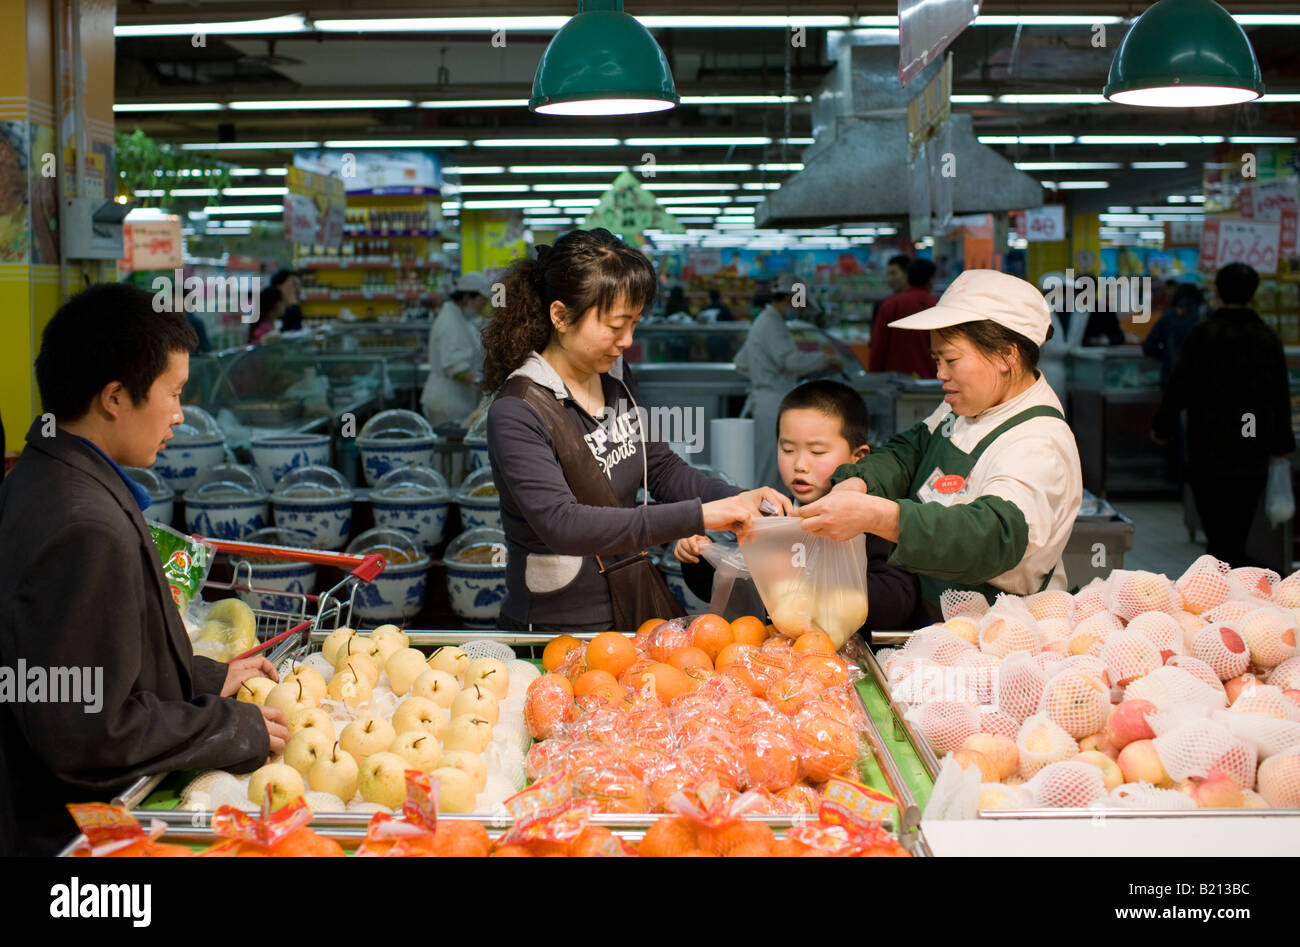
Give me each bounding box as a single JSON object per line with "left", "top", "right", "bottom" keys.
{"left": 1152, "top": 264, "right": 1296, "bottom": 566}
{"left": 0, "top": 283, "right": 286, "bottom": 856}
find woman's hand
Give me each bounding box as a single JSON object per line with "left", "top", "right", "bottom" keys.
{"left": 221, "top": 656, "right": 279, "bottom": 698}
{"left": 741, "top": 486, "right": 793, "bottom": 516}
{"left": 674, "top": 534, "right": 711, "bottom": 564}
{"left": 701, "top": 495, "right": 757, "bottom": 532}
{"left": 797, "top": 491, "right": 900, "bottom": 542}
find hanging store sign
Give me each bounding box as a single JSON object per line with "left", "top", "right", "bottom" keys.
{"left": 117, "top": 218, "right": 183, "bottom": 272}
{"left": 284, "top": 166, "right": 346, "bottom": 250}
{"left": 899, "top": 0, "right": 981, "bottom": 88}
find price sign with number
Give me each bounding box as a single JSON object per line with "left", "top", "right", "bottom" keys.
{"left": 1023, "top": 206, "right": 1065, "bottom": 242}
{"left": 1217, "top": 218, "right": 1281, "bottom": 276}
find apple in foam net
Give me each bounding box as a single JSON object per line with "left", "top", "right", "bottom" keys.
{"left": 389, "top": 731, "right": 442, "bottom": 772}
{"left": 450, "top": 683, "right": 500, "bottom": 724}
{"left": 1189, "top": 769, "right": 1245, "bottom": 808}
{"left": 430, "top": 766, "right": 478, "bottom": 813}
{"left": 321, "top": 627, "right": 358, "bottom": 666}
{"left": 357, "top": 751, "right": 409, "bottom": 809}
{"left": 287, "top": 706, "right": 335, "bottom": 743}
{"left": 247, "top": 763, "right": 305, "bottom": 811}
{"left": 391, "top": 696, "right": 447, "bottom": 740}
{"left": 428, "top": 646, "right": 471, "bottom": 683}
{"left": 284, "top": 727, "right": 333, "bottom": 777}
{"left": 1076, "top": 750, "right": 1124, "bottom": 791}
{"left": 308, "top": 742, "right": 359, "bottom": 801}
{"left": 264, "top": 678, "right": 318, "bottom": 716}
{"left": 340, "top": 712, "right": 397, "bottom": 762}
{"left": 960, "top": 733, "right": 1019, "bottom": 780}
{"left": 439, "top": 750, "right": 488, "bottom": 793}
{"left": 386, "top": 647, "right": 432, "bottom": 696}
{"left": 465, "top": 657, "right": 510, "bottom": 699}
{"left": 236, "top": 676, "right": 276, "bottom": 706}
{"left": 1117, "top": 739, "right": 1171, "bottom": 786}
{"left": 411, "top": 669, "right": 460, "bottom": 708}
{"left": 1078, "top": 732, "right": 1121, "bottom": 762}
{"left": 1104, "top": 699, "right": 1157, "bottom": 749}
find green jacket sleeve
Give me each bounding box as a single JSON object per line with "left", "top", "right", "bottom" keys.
{"left": 830, "top": 420, "right": 932, "bottom": 499}
{"left": 889, "top": 494, "right": 1030, "bottom": 584}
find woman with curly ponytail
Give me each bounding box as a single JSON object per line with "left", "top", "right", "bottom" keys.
{"left": 484, "top": 228, "right": 790, "bottom": 633}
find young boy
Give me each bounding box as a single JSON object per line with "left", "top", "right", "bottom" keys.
{"left": 676, "top": 380, "right": 921, "bottom": 641}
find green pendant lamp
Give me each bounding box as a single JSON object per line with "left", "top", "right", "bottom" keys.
{"left": 530, "top": 1, "right": 678, "bottom": 116}
{"left": 1104, "top": 0, "right": 1264, "bottom": 107}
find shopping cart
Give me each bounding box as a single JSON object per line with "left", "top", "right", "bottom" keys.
{"left": 199, "top": 536, "right": 387, "bottom": 665}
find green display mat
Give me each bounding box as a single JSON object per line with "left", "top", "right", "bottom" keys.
{"left": 854, "top": 678, "right": 934, "bottom": 819}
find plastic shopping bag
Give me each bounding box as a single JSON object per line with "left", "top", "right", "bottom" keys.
{"left": 738, "top": 517, "right": 869, "bottom": 648}
{"left": 699, "top": 541, "right": 767, "bottom": 623}
{"left": 1266, "top": 457, "right": 1294, "bottom": 527}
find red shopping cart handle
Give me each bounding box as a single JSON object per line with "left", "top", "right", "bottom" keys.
{"left": 196, "top": 537, "right": 386, "bottom": 582}
{"left": 233, "top": 618, "right": 313, "bottom": 662}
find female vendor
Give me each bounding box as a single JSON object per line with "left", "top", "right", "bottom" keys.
{"left": 484, "top": 228, "right": 789, "bottom": 634}
{"left": 798, "top": 270, "right": 1083, "bottom": 620}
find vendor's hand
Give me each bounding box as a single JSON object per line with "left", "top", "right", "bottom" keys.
{"left": 260, "top": 706, "right": 289, "bottom": 758}
{"left": 831, "top": 476, "right": 868, "bottom": 495}
{"left": 674, "top": 535, "right": 711, "bottom": 565}
{"left": 797, "top": 490, "right": 877, "bottom": 541}
{"left": 741, "top": 486, "right": 793, "bottom": 516}
{"left": 220, "top": 656, "right": 280, "bottom": 698}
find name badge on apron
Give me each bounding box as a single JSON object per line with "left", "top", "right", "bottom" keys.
{"left": 917, "top": 467, "right": 971, "bottom": 506}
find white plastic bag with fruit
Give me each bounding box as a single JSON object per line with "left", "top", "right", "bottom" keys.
{"left": 738, "top": 517, "right": 869, "bottom": 649}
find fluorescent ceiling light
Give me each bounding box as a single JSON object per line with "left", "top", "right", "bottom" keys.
{"left": 644, "top": 183, "right": 739, "bottom": 191}
{"left": 551, "top": 199, "right": 601, "bottom": 207}
{"left": 115, "top": 102, "right": 224, "bottom": 112}
{"left": 680, "top": 95, "right": 802, "bottom": 104}
{"left": 180, "top": 141, "right": 319, "bottom": 151}
{"left": 1229, "top": 136, "right": 1299, "bottom": 144}
{"left": 460, "top": 199, "right": 553, "bottom": 209}
{"left": 999, "top": 94, "right": 1107, "bottom": 104}
{"left": 638, "top": 17, "right": 852, "bottom": 28}
{"left": 1167, "top": 195, "right": 1188, "bottom": 203}
{"left": 527, "top": 218, "right": 576, "bottom": 226}
{"left": 645, "top": 164, "right": 755, "bottom": 172}
{"left": 420, "top": 100, "right": 528, "bottom": 109}
{"left": 1233, "top": 15, "right": 1300, "bottom": 25}
{"left": 734, "top": 196, "right": 766, "bottom": 203}
{"left": 979, "top": 135, "right": 1076, "bottom": 145}
{"left": 1076, "top": 135, "right": 1223, "bottom": 145}
{"left": 229, "top": 99, "right": 413, "bottom": 110}
{"left": 660, "top": 207, "right": 722, "bottom": 215}
{"left": 742, "top": 182, "right": 782, "bottom": 190}
{"left": 229, "top": 167, "right": 288, "bottom": 176}
{"left": 1057, "top": 181, "right": 1110, "bottom": 190}
{"left": 475, "top": 138, "right": 621, "bottom": 148}
{"left": 1139, "top": 231, "right": 1167, "bottom": 240}
{"left": 115, "top": 14, "right": 307, "bottom": 36}
{"left": 1259, "top": 94, "right": 1300, "bottom": 102}
{"left": 757, "top": 163, "right": 804, "bottom": 172}
{"left": 458, "top": 184, "right": 531, "bottom": 193}
{"left": 508, "top": 165, "right": 628, "bottom": 174}
{"left": 322, "top": 139, "right": 468, "bottom": 148}
{"left": 533, "top": 99, "right": 675, "bottom": 117}
{"left": 780, "top": 137, "right": 815, "bottom": 146}
{"left": 1015, "top": 162, "right": 1122, "bottom": 171}
{"left": 223, "top": 186, "right": 289, "bottom": 196}
{"left": 1109, "top": 88, "right": 1261, "bottom": 108}
{"left": 452, "top": 167, "right": 506, "bottom": 175}
{"left": 723, "top": 206, "right": 757, "bottom": 214}
{"left": 676, "top": 217, "right": 715, "bottom": 224}
{"left": 197, "top": 205, "right": 283, "bottom": 215}
{"left": 951, "top": 95, "right": 994, "bottom": 104}
{"left": 1137, "top": 206, "right": 1203, "bottom": 214}
{"left": 1107, "top": 206, "right": 1135, "bottom": 213}
{"left": 314, "top": 17, "right": 569, "bottom": 32}
{"left": 655, "top": 196, "right": 735, "bottom": 204}
{"left": 1189, "top": 196, "right": 1206, "bottom": 203}
{"left": 530, "top": 183, "right": 611, "bottom": 192}
{"left": 1130, "top": 161, "right": 1189, "bottom": 169}
{"left": 974, "top": 16, "right": 1122, "bottom": 25}
{"left": 625, "top": 137, "right": 772, "bottom": 146}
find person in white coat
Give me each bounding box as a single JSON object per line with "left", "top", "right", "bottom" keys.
{"left": 735, "top": 273, "right": 838, "bottom": 489}
{"left": 421, "top": 271, "right": 490, "bottom": 428}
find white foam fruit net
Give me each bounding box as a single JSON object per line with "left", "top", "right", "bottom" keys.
{"left": 1067, "top": 612, "right": 1122, "bottom": 658}
{"left": 940, "top": 588, "right": 990, "bottom": 622}
{"left": 1257, "top": 746, "right": 1300, "bottom": 808}
{"left": 1038, "top": 669, "right": 1110, "bottom": 738}
{"left": 1033, "top": 651, "right": 1068, "bottom": 674}
{"left": 1125, "top": 611, "right": 1187, "bottom": 661}
{"left": 923, "top": 755, "right": 984, "bottom": 821}
{"left": 1153, "top": 720, "right": 1258, "bottom": 788}
{"left": 1016, "top": 712, "right": 1079, "bottom": 779}
{"left": 1100, "top": 630, "right": 1164, "bottom": 689}
{"left": 943, "top": 615, "right": 981, "bottom": 646}
{"left": 1072, "top": 577, "right": 1111, "bottom": 623}
{"left": 1163, "top": 655, "right": 1228, "bottom": 696}
{"left": 1124, "top": 666, "right": 1227, "bottom": 712}
{"left": 978, "top": 608, "right": 1043, "bottom": 659}
{"left": 1229, "top": 684, "right": 1300, "bottom": 722}
{"left": 907, "top": 625, "right": 977, "bottom": 667}
{"left": 1214, "top": 709, "right": 1300, "bottom": 761}
{"left": 1203, "top": 600, "right": 1258, "bottom": 626}
{"left": 1110, "top": 782, "right": 1198, "bottom": 811}
{"left": 1025, "top": 760, "right": 1107, "bottom": 808}
{"left": 1050, "top": 654, "right": 1109, "bottom": 686}
{"left": 977, "top": 708, "right": 1022, "bottom": 740}
{"left": 1227, "top": 566, "right": 1280, "bottom": 603}
{"left": 1108, "top": 569, "right": 1181, "bottom": 620}
{"left": 1238, "top": 607, "right": 1300, "bottom": 669}
{"left": 907, "top": 700, "right": 981, "bottom": 756}
{"left": 1036, "top": 618, "right": 1074, "bottom": 647}
{"left": 1273, "top": 571, "right": 1300, "bottom": 609}
{"left": 997, "top": 652, "right": 1048, "bottom": 722}
{"left": 976, "top": 782, "right": 1032, "bottom": 812}
{"left": 460, "top": 639, "right": 516, "bottom": 661}
{"left": 1175, "top": 555, "right": 1232, "bottom": 616}
{"left": 1191, "top": 624, "right": 1251, "bottom": 681}
{"left": 1270, "top": 656, "right": 1300, "bottom": 691}
{"left": 953, "top": 650, "right": 1001, "bottom": 706}
{"left": 1026, "top": 589, "right": 1076, "bottom": 624}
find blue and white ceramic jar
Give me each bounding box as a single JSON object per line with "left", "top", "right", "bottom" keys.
{"left": 154, "top": 405, "right": 225, "bottom": 494}
{"left": 271, "top": 466, "right": 354, "bottom": 551}
{"left": 125, "top": 466, "right": 175, "bottom": 527}
{"left": 184, "top": 464, "right": 269, "bottom": 540}
{"left": 444, "top": 527, "right": 507, "bottom": 630}
{"left": 250, "top": 433, "right": 332, "bottom": 490}
{"left": 455, "top": 466, "right": 502, "bottom": 534}
{"left": 229, "top": 527, "right": 318, "bottom": 616}
{"left": 357, "top": 410, "right": 439, "bottom": 486}
{"left": 370, "top": 466, "right": 451, "bottom": 551}
{"left": 346, "top": 527, "right": 429, "bottom": 624}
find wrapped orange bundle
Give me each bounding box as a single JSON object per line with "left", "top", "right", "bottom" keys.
{"left": 783, "top": 777, "right": 910, "bottom": 857}
{"left": 200, "top": 792, "right": 344, "bottom": 857}
{"left": 356, "top": 770, "right": 492, "bottom": 857}
{"left": 490, "top": 772, "right": 635, "bottom": 857}
{"left": 67, "top": 803, "right": 193, "bottom": 857}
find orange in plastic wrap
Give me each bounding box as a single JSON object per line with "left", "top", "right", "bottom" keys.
{"left": 587, "top": 631, "right": 638, "bottom": 677}
{"left": 776, "top": 784, "right": 822, "bottom": 814}
{"left": 637, "top": 618, "right": 666, "bottom": 638}
{"left": 794, "top": 706, "right": 860, "bottom": 783}
{"left": 649, "top": 762, "right": 705, "bottom": 810}
{"left": 618, "top": 656, "right": 656, "bottom": 689}
{"left": 637, "top": 662, "right": 696, "bottom": 702}
{"left": 542, "top": 634, "right": 583, "bottom": 671}
{"left": 568, "top": 824, "right": 622, "bottom": 857}
{"left": 715, "top": 642, "right": 756, "bottom": 668}
{"left": 681, "top": 735, "right": 746, "bottom": 792}
{"left": 526, "top": 738, "right": 572, "bottom": 781}
{"left": 668, "top": 646, "right": 714, "bottom": 675}
{"left": 704, "top": 819, "right": 776, "bottom": 856}
{"left": 793, "top": 630, "right": 837, "bottom": 655}
{"left": 201, "top": 800, "right": 345, "bottom": 857}
{"left": 728, "top": 694, "right": 773, "bottom": 726}
{"left": 689, "top": 613, "right": 735, "bottom": 661}
{"left": 621, "top": 742, "right": 675, "bottom": 782}
{"left": 639, "top": 815, "right": 699, "bottom": 856}
{"left": 766, "top": 671, "right": 823, "bottom": 715}
{"left": 574, "top": 765, "right": 650, "bottom": 813}
{"left": 577, "top": 682, "right": 630, "bottom": 712}
{"left": 525, "top": 674, "right": 577, "bottom": 739}
{"left": 794, "top": 653, "right": 850, "bottom": 689}
{"left": 573, "top": 668, "right": 619, "bottom": 697}
{"left": 491, "top": 844, "right": 534, "bottom": 857}
{"left": 737, "top": 723, "right": 801, "bottom": 791}
{"left": 431, "top": 820, "right": 492, "bottom": 857}
{"left": 648, "top": 621, "right": 694, "bottom": 662}
{"left": 730, "top": 615, "right": 769, "bottom": 646}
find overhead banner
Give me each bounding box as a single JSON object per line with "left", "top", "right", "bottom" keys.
{"left": 284, "top": 166, "right": 346, "bottom": 250}
{"left": 117, "top": 218, "right": 183, "bottom": 272}
{"left": 294, "top": 150, "right": 441, "bottom": 195}
{"left": 905, "top": 56, "right": 954, "bottom": 238}
{"left": 583, "top": 170, "right": 685, "bottom": 245}
{"left": 899, "top": 0, "right": 981, "bottom": 87}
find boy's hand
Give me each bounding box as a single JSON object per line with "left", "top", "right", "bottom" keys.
{"left": 674, "top": 535, "right": 711, "bottom": 564}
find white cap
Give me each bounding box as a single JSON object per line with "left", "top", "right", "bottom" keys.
{"left": 453, "top": 271, "right": 490, "bottom": 296}
{"left": 773, "top": 273, "right": 804, "bottom": 296}
{"left": 886, "top": 269, "right": 1051, "bottom": 346}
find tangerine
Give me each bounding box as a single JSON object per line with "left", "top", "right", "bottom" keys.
{"left": 636, "top": 618, "right": 666, "bottom": 638}
{"left": 777, "top": 783, "right": 822, "bottom": 813}
{"left": 738, "top": 723, "right": 801, "bottom": 791}
{"left": 668, "top": 646, "right": 714, "bottom": 675}
{"left": 618, "top": 657, "right": 656, "bottom": 690}
{"left": 708, "top": 820, "right": 776, "bottom": 856}
{"left": 431, "top": 821, "right": 491, "bottom": 858}
{"left": 688, "top": 613, "right": 734, "bottom": 662}
{"left": 490, "top": 844, "right": 534, "bottom": 857}
{"left": 794, "top": 653, "right": 849, "bottom": 689}
{"left": 524, "top": 674, "right": 576, "bottom": 740}
{"left": 637, "top": 662, "right": 697, "bottom": 702}
{"left": 573, "top": 668, "right": 619, "bottom": 697}
{"left": 587, "top": 631, "right": 638, "bottom": 677}
{"left": 648, "top": 622, "right": 694, "bottom": 662}
{"left": 715, "top": 642, "right": 756, "bottom": 668}
{"left": 648, "top": 763, "right": 703, "bottom": 810}
{"left": 542, "top": 634, "right": 583, "bottom": 671}
{"left": 766, "top": 671, "right": 823, "bottom": 716}
{"left": 569, "top": 825, "right": 620, "bottom": 858}
{"left": 794, "top": 709, "right": 859, "bottom": 782}
{"left": 575, "top": 766, "right": 650, "bottom": 814}
{"left": 793, "top": 631, "right": 836, "bottom": 655}
{"left": 639, "top": 817, "right": 698, "bottom": 857}
{"left": 680, "top": 849, "right": 719, "bottom": 857}
{"left": 730, "top": 615, "right": 769, "bottom": 646}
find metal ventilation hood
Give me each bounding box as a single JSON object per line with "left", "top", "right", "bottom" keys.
{"left": 755, "top": 42, "right": 1044, "bottom": 229}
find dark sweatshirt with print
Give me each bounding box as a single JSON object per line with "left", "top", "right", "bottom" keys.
{"left": 487, "top": 354, "right": 740, "bottom": 629}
